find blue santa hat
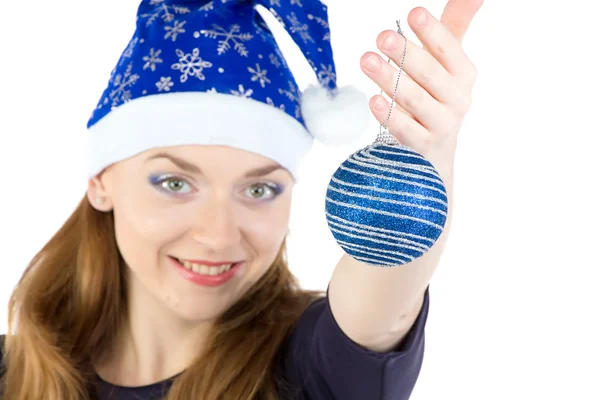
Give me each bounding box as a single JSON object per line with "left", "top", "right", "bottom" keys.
{"left": 87, "top": 0, "right": 369, "bottom": 180}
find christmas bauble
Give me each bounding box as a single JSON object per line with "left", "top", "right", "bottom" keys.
{"left": 325, "top": 142, "right": 448, "bottom": 267}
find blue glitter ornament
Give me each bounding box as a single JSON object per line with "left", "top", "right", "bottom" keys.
{"left": 324, "top": 21, "right": 448, "bottom": 267}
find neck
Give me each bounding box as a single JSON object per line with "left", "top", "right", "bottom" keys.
{"left": 95, "top": 272, "right": 213, "bottom": 387}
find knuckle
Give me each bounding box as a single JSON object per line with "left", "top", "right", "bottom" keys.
{"left": 433, "top": 42, "right": 447, "bottom": 58}
{"left": 404, "top": 87, "right": 425, "bottom": 110}
{"left": 456, "top": 93, "right": 472, "bottom": 115}
{"left": 416, "top": 63, "right": 437, "bottom": 85}
{"left": 470, "top": 64, "right": 478, "bottom": 79}
{"left": 465, "top": 64, "right": 478, "bottom": 84}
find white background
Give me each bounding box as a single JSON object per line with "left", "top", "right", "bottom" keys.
{"left": 1, "top": 0, "right": 599, "bottom": 399}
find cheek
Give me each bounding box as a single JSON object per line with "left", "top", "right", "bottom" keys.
{"left": 111, "top": 194, "right": 189, "bottom": 271}
{"left": 239, "top": 200, "right": 291, "bottom": 261}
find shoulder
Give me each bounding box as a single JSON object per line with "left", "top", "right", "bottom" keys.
{"left": 280, "top": 287, "right": 430, "bottom": 400}
{"left": 291, "top": 295, "right": 328, "bottom": 334}
{"left": 293, "top": 287, "right": 430, "bottom": 354}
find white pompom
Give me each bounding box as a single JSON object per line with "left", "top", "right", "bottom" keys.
{"left": 300, "top": 84, "right": 370, "bottom": 146}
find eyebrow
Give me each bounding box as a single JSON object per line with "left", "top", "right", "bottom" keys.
{"left": 146, "top": 152, "right": 285, "bottom": 178}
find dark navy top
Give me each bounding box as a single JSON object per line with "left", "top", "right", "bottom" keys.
{"left": 0, "top": 287, "right": 429, "bottom": 399}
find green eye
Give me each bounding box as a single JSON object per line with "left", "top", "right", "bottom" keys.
{"left": 245, "top": 183, "right": 280, "bottom": 200}
{"left": 149, "top": 176, "right": 192, "bottom": 195}
{"left": 166, "top": 179, "right": 186, "bottom": 191}
{"left": 248, "top": 184, "right": 270, "bottom": 198}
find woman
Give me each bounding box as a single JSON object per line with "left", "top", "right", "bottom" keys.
{"left": 0, "top": 0, "right": 481, "bottom": 399}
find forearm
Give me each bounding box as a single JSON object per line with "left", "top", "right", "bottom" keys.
{"left": 329, "top": 171, "right": 454, "bottom": 351}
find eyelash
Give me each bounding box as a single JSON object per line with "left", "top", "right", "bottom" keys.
{"left": 148, "top": 175, "right": 283, "bottom": 201}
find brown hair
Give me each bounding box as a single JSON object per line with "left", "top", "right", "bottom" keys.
{"left": 1, "top": 195, "right": 323, "bottom": 400}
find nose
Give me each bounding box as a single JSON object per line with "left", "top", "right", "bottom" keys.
{"left": 190, "top": 195, "right": 241, "bottom": 252}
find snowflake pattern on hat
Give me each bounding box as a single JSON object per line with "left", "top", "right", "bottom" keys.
{"left": 88, "top": 0, "right": 337, "bottom": 130}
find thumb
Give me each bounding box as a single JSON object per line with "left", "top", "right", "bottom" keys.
{"left": 440, "top": 0, "right": 484, "bottom": 44}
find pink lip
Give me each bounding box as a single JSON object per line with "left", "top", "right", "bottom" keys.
{"left": 169, "top": 257, "right": 243, "bottom": 287}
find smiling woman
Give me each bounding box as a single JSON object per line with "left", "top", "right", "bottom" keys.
{"left": 0, "top": 0, "right": 442, "bottom": 399}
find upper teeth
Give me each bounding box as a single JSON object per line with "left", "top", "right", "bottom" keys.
{"left": 178, "top": 259, "right": 233, "bottom": 276}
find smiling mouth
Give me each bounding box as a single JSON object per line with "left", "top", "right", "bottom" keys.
{"left": 170, "top": 256, "right": 237, "bottom": 276}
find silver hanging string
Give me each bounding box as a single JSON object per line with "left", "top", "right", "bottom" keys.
{"left": 375, "top": 20, "right": 408, "bottom": 146}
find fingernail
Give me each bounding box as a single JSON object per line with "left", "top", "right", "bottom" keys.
{"left": 374, "top": 97, "right": 386, "bottom": 111}
{"left": 364, "top": 55, "right": 380, "bottom": 72}
{"left": 382, "top": 33, "right": 398, "bottom": 50}
{"left": 417, "top": 10, "right": 428, "bottom": 26}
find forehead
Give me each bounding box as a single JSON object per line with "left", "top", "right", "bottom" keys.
{"left": 133, "top": 145, "right": 294, "bottom": 181}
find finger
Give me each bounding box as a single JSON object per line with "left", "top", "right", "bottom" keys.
{"left": 408, "top": 7, "right": 478, "bottom": 86}
{"left": 360, "top": 52, "right": 448, "bottom": 132}
{"left": 373, "top": 61, "right": 415, "bottom": 119}
{"left": 376, "top": 30, "right": 467, "bottom": 108}
{"left": 373, "top": 91, "right": 413, "bottom": 119}
{"left": 439, "top": 0, "right": 484, "bottom": 44}
{"left": 369, "top": 95, "right": 430, "bottom": 152}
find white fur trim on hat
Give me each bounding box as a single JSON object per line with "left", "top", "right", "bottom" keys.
{"left": 87, "top": 91, "right": 313, "bottom": 180}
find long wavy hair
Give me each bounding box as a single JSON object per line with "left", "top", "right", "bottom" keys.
{"left": 1, "top": 194, "right": 323, "bottom": 400}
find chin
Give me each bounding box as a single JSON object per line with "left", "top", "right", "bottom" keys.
{"left": 157, "top": 257, "right": 269, "bottom": 322}
{"left": 165, "top": 295, "right": 234, "bottom": 324}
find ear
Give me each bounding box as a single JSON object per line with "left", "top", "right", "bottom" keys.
{"left": 87, "top": 171, "right": 113, "bottom": 212}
